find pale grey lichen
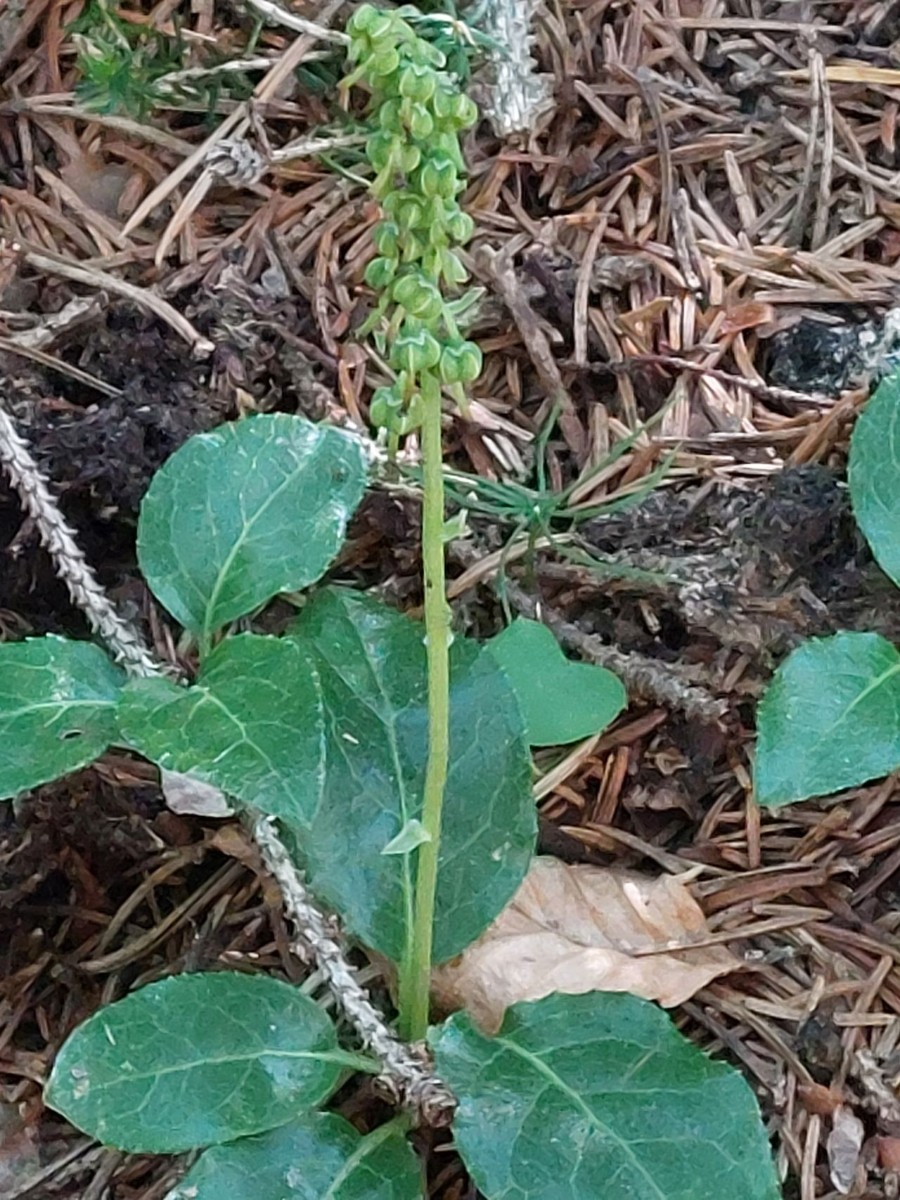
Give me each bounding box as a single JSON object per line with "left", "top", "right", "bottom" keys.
{"left": 468, "top": 0, "right": 553, "bottom": 137}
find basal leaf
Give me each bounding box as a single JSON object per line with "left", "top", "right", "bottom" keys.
{"left": 432, "top": 993, "right": 780, "bottom": 1200}
{"left": 0, "top": 637, "right": 124, "bottom": 800}
{"left": 117, "top": 634, "right": 325, "bottom": 826}
{"left": 486, "top": 618, "right": 626, "bottom": 746}
{"left": 849, "top": 373, "right": 900, "bottom": 587}
{"left": 285, "top": 589, "right": 536, "bottom": 965}
{"left": 755, "top": 631, "right": 900, "bottom": 807}
{"left": 137, "top": 414, "right": 368, "bottom": 639}
{"left": 45, "top": 973, "right": 348, "bottom": 1153}
{"left": 167, "top": 1114, "right": 421, "bottom": 1200}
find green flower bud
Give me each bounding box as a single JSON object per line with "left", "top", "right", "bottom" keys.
{"left": 450, "top": 93, "right": 479, "bottom": 130}
{"left": 421, "top": 246, "right": 442, "bottom": 280}
{"left": 378, "top": 99, "right": 404, "bottom": 133}
{"left": 346, "top": 38, "right": 366, "bottom": 65}
{"left": 370, "top": 46, "right": 400, "bottom": 76}
{"left": 392, "top": 273, "right": 443, "bottom": 321}
{"left": 364, "top": 256, "right": 397, "bottom": 290}
{"left": 365, "top": 131, "right": 398, "bottom": 172}
{"left": 395, "top": 196, "right": 425, "bottom": 232}
{"left": 432, "top": 88, "right": 477, "bottom": 130}
{"left": 422, "top": 195, "right": 450, "bottom": 228}
{"left": 399, "top": 64, "right": 437, "bottom": 104}
{"left": 347, "top": 4, "right": 380, "bottom": 37}
{"left": 439, "top": 339, "right": 482, "bottom": 384}
{"left": 446, "top": 209, "right": 475, "bottom": 243}
{"left": 399, "top": 232, "right": 427, "bottom": 263}
{"left": 418, "top": 153, "right": 458, "bottom": 200}
{"left": 431, "top": 131, "right": 465, "bottom": 172}
{"left": 407, "top": 103, "right": 434, "bottom": 140}
{"left": 440, "top": 250, "right": 468, "bottom": 286}
{"left": 382, "top": 191, "right": 403, "bottom": 218}
{"left": 373, "top": 221, "right": 400, "bottom": 257}
{"left": 370, "top": 383, "right": 403, "bottom": 430}
{"left": 397, "top": 390, "right": 424, "bottom": 433}
{"left": 431, "top": 85, "right": 456, "bottom": 123}
{"left": 398, "top": 143, "right": 421, "bottom": 173}
{"left": 391, "top": 324, "right": 442, "bottom": 373}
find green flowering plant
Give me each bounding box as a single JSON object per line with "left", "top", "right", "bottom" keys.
{"left": 342, "top": 4, "right": 487, "bottom": 1038}
{"left": 0, "top": 8, "right": 782, "bottom": 1195}
{"left": 345, "top": 3, "right": 482, "bottom": 441}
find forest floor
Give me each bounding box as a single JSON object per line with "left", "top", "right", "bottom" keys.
{"left": 2, "top": 1, "right": 900, "bottom": 1197}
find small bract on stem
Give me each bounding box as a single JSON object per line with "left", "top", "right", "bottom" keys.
{"left": 343, "top": 3, "right": 481, "bottom": 1040}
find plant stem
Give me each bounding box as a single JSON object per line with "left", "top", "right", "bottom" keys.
{"left": 398, "top": 369, "right": 450, "bottom": 1042}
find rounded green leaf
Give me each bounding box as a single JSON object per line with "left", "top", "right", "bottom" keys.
{"left": 137, "top": 414, "right": 368, "bottom": 639}
{"left": 849, "top": 373, "right": 900, "bottom": 587}
{"left": 754, "top": 631, "right": 900, "bottom": 807}
{"left": 487, "top": 619, "right": 626, "bottom": 746}
{"left": 167, "top": 1114, "right": 421, "bottom": 1199}
{"left": 0, "top": 637, "right": 124, "bottom": 799}
{"left": 45, "top": 973, "right": 346, "bottom": 1153}
{"left": 117, "top": 634, "right": 325, "bottom": 826}
{"left": 285, "top": 589, "right": 536, "bottom": 965}
{"left": 432, "top": 993, "right": 780, "bottom": 1200}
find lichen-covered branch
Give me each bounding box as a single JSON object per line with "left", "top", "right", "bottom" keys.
{"left": 0, "top": 403, "right": 161, "bottom": 677}
{"left": 469, "top": 0, "right": 552, "bottom": 137}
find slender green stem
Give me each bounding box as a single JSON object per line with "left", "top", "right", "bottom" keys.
{"left": 398, "top": 369, "right": 450, "bottom": 1042}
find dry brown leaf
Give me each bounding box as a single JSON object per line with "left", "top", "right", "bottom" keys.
{"left": 827, "top": 1106, "right": 865, "bottom": 1194}
{"left": 432, "top": 857, "right": 739, "bottom": 1033}
{"left": 161, "top": 768, "right": 234, "bottom": 817}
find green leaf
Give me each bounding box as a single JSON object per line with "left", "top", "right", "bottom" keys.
{"left": 754, "top": 631, "right": 900, "bottom": 807}
{"left": 167, "top": 1114, "right": 421, "bottom": 1199}
{"left": 117, "top": 635, "right": 325, "bottom": 826}
{"left": 487, "top": 619, "right": 626, "bottom": 746}
{"left": 849, "top": 373, "right": 900, "bottom": 587}
{"left": 432, "top": 993, "right": 780, "bottom": 1200}
{"left": 45, "top": 973, "right": 347, "bottom": 1153}
{"left": 137, "top": 414, "right": 368, "bottom": 640}
{"left": 0, "top": 637, "right": 124, "bottom": 800}
{"left": 285, "top": 589, "right": 536, "bottom": 965}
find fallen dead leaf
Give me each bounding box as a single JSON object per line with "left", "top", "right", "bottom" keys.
{"left": 161, "top": 768, "right": 234, "bottom": 817}
{"left": 798, "top": 1081, "right": 845, "bottom": 1117}
{"left": 431, "top": 856, "right": 740, "bottom": 1033}
{"left": 827, "top": 1105, "right": 865, "bottom": 1194}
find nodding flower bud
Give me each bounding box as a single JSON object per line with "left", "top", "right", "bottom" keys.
{"left": 347, "top": 4, "right": 394, "bottom": 42}
{"left": 446, "top": 210, "right": 474, "bottom": 242}
{"left": 391, "top": 324, "right": 442, "bottom": 374}
{"left": 370, "top": 387, "right": 424, "bottom": 434}
{"left": 439, "top": 340, "right": 482, "bottom": 385}
{"left": 406, "top": 103, "right": 434, "bottom": 141}
{"left": 369, "top": 383, "right": 403, "bottom": 430}
{"left": 392, "top": 273, "right": 443, "bottom": 322}
{"left": 364, "top": 256, "right": 398, "bottom": 290}
{"left": 373, "top": 221, "right": 400, "bottom": 258}
{"left": 369, "top": 46, "right": 400, "bottom": 77}
{"left": 439, "top": 250, "right": 468, "bottom": 287}
{"left": 417, "top": 153, "right": 458, "bottom": 200}
{"left": 399, "top": 64, "right": 436, "bottom": 104}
